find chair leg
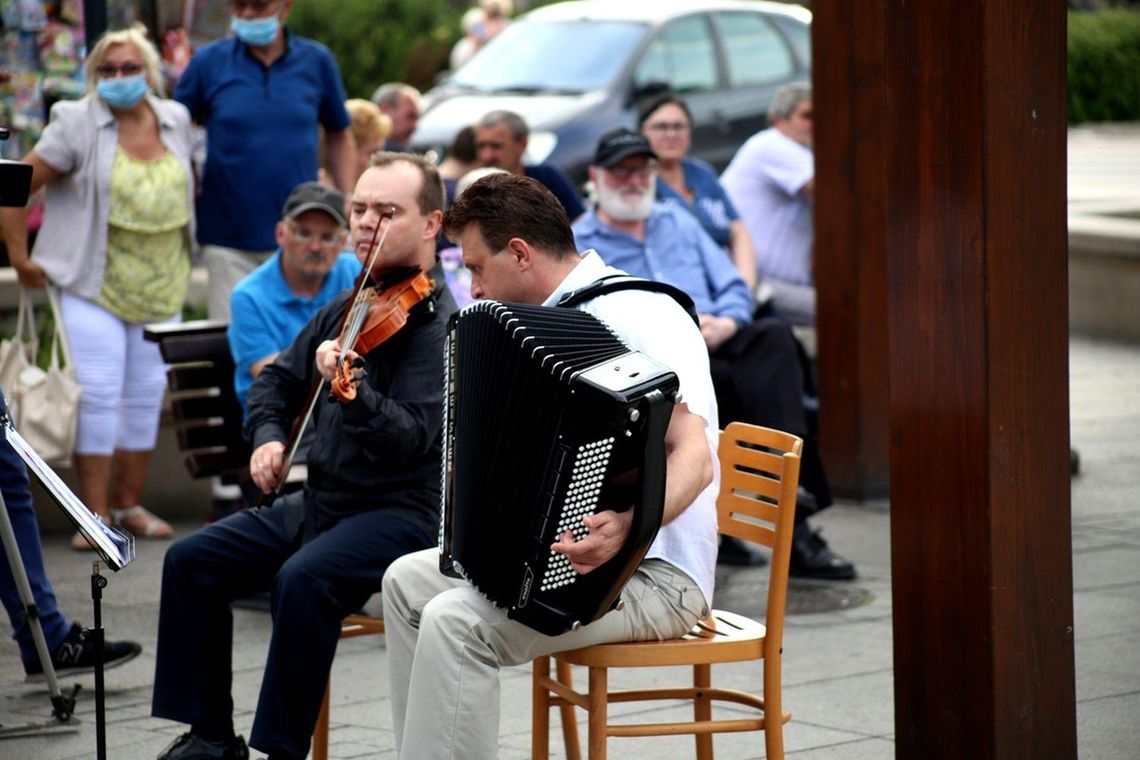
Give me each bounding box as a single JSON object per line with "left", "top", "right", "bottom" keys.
{"left": 312, "top": 679, "right": 331, "bottom": 760}
{"left": 764, "top": 661, "right": 785, "bottom": 760}
{"left": 557, "top": 660, "right": 582, "bottom": 760}
{"left": 694, "top": 663, "right": 713, "bottom": 760}
{"left": 533, "top": 656, "right": 551, "bottom": 760}
{"left": 587, "top": 666, "right": 608, "bottom": 760}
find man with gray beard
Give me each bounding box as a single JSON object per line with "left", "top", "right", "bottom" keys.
{"left": 573, "top": 129, "right": 855, "bottom": 580}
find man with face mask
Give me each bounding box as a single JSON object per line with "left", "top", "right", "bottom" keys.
{"left": 574, "top": 129, "right": 856, "bottom": 581}
{"left": 175, "top": 0, "right": 357, "bottom": 521}
{"left": 174, "top": 0, "right": 355, "bottom": 323}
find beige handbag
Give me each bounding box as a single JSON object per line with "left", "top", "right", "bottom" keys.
{"left": 5, "top": 287, "right": 81, "bottom": 465}
{"left": 0, "top": 287, "right": 40, "bottom": 422}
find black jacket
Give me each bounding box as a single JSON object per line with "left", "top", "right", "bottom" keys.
{"left": 245, "top": 263, "right": 457, "bottom": 540}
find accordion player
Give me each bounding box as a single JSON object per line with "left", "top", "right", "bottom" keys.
{"left": 440, "top": 300, "right": 681, "bottom": 635}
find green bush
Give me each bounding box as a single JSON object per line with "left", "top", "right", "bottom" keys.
{"left": 1068, "top": 9, "right": 1140, "bottom": 122}
{"left": 289, "top": 0, "right": 462, "bottom": 99}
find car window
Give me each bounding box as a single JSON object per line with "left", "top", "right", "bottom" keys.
{"left": 451, "top": 20, "right": 646, "bottom": 93}
{"left": 770, "top": 14, "right": 812, "bottom": 69}
{"left": 634, "top": 15, "right": 718, "bottom": 94}
{"left": 713, "top": 11, "right": 795, "bottom": 86}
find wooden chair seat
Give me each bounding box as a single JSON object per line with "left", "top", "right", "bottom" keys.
{"left": 554, "top": 609, "right": 767, "bottom": 668}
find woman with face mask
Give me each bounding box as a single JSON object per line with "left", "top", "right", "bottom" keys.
{"left": 0, "top": 28, "right": 194, "bottom": 549}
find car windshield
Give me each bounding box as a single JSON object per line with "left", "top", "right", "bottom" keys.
{"left": 450, "top": 20, "right": 646, "bottom": 94}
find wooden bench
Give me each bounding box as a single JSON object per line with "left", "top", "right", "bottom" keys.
{"left": 144, "top": 319, "right": 382, "bottom": 760}
{"left": 143, "top": 320, "right": 249, "bottom": 486}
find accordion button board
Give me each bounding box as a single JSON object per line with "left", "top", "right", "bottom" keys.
{"left": 440, "top": 301, "right": 679, "bottom": 635}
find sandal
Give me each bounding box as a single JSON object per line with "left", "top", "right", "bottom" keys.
{"left": 110, "top": 505, "right": 174, "bottom": 540}
{"left": 71, "top": 514, "right": 111, "bottom": 551}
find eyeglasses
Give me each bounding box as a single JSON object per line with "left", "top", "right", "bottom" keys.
{"left": 230, "top": 0, "right": 278, "bottom": 12}
{"left": 606, "top": 163, "right": 656, "bottom": 182}
{"left": 289, "top": 224, "right": 343, "bottom": 248}
{"left": 94, "top": 62, "right": 144, "bottom": 78}
{"left": 644, "top": 121, "right": 690, "bottom": 135}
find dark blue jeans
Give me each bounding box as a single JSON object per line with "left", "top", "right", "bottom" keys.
{"left": 0, "top": 390, "right": 71, "bottom": 663}
{"left": 150, "top": 495, "right": 433, "bottom": 758}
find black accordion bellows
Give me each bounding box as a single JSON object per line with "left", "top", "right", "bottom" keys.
{"left": 441, "top": 301, "right": 680, "bottom": 635}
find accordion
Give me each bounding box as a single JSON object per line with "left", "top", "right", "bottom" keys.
{"left": 440, "top": 301, "right": 680, "bottom": 635}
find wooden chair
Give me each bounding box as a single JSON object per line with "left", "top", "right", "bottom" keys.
{"left": 144, "top": 320, "right": 385, "bottom": 760}
{"left": 311, "top": 613, "right": 386, "bottom": 760}
{"left": 532, "top": 422, "right": 802, "bottom": 760}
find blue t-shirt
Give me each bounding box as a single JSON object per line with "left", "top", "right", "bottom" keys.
{"left": 572, "top": 204, "right": 753, "bottom": 325}
{"left": 228, "top": 250, "right": 362, "bottom": 412}
{"left": 525, "top": 164, "right": 585, "bottom": 221}
{"left": 175, "top": 32, "right": 351, "bottom": 251}
{"left": 655, "top": 156, "right": 739, "bottom": 249}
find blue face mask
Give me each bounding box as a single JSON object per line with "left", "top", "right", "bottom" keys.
{"left": 96, "top": 74, "right": 148, "bottom": 109}
{"left": 231, "top": 14, "right": 280, "bottom": 47}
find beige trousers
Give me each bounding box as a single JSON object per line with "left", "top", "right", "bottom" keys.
{"left": 200, "top": 244, "right": 274, "bottom": 321}
{"left": 383, "top": 548, "right": 709, "bottom": 759}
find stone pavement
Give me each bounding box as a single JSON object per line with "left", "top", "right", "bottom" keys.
{"left": 2, "top": 129, "right": 1139, "bottom": 758}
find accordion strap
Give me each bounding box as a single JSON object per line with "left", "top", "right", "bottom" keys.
{"left": 556, "top": 275, "right": 700, "bottom": 326}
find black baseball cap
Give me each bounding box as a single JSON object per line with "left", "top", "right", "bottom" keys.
{"left": 593, "top": 128, "right": 658, "bottom": 168}
{"left": 282, "top": 182, "right": 347, "bottom": 227}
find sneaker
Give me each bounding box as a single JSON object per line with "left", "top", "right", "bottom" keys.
{"left": 789, "top": 523, "right": 857, "bottom": 580}
{"left": 157, "top": 732, "right": 249, "bottom": 760}
{"left": 24, "top": 622, "right": 142, "bottom": 682}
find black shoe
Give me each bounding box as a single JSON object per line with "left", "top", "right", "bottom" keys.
{"left": 23, "top": 622, "right": 142, "bottom": 682}
{"left": 789, "top": 524, "right": 857, "bottom": 580}
{"left": 157, "top": 732, "right": 249, "bottom": 760}
{"left": 717, "top": 535, "right": 769, "bottom": 567}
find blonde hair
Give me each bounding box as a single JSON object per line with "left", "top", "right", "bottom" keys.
{"left": 85, "top": 28, "right": 165, "bottom": 98}
{"left": 346, "top": 98, "right": 393, "bottom": 146}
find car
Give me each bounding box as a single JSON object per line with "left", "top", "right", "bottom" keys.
{"left": 412, "top": 0, "right": 812, "bottom": 186}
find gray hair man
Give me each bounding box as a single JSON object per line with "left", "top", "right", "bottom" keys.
{"left": 474, "top": 109, "right": 585, "bottom": 220}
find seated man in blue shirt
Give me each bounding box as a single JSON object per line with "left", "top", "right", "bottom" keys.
{"left": 229, "top": 182, "right": 361, "bottom": 417}
{"left": 475, "top": 109, "right": 585, "bottom": 221}
{"left": 573, "top": 129, "right": 855, "bottom": 581}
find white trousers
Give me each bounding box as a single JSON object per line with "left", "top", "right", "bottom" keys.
{"left": 201, "top": 244, "right": 274, "bottom": 321}
{"left": 383, "top": 548, "right": 709, "bottom": 759}
{"left": 59, "top": 291, "right": 176, "bottom": 454}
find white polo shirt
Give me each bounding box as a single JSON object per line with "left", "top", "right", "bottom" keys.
{"left": 721, "top": 127, "right": 814, "bottom": 286}
{"left": 542, "top": 251, "right": 720, "bottom": 605}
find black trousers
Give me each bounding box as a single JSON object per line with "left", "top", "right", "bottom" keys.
{"left": 709, "top": 317, "right": 833, "bottom": 516}
{"left": 151, "top": 494, "right": 433, "bottom": 758}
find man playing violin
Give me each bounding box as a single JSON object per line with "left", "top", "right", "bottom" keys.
{"left": 150, "top": 152, "right": 456, "bottom": 760}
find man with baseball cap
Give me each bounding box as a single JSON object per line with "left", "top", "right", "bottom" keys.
{"left": 574, "top": 129, "right": 856, "bottom": 581}
{"left": 228, "top": 182, "right": 362, "bottom": 417}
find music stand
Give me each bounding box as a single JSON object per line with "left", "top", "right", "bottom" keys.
{"left": 0, "top": 418, "right": 135, "bottom": 760}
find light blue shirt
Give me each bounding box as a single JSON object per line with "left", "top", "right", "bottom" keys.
{"left": 228, "top": 250, "right": 361, "bottom": 413}
{"left": 572, "top": 203, "right": 754, "bottom": 325}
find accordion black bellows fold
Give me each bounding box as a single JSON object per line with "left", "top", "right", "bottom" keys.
{"left": 440, "top": 300, "right": 680, "bottom": 635}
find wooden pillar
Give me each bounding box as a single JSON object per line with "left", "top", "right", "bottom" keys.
{"left": 813, "top": 1, "right": 891, "bottom": 500}
{"left": 880, "top": 1, "right": 1077, "bottom": 757}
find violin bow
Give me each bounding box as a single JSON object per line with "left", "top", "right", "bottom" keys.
{"left": 255, "top": 208, "right": 395, "bottom": 509}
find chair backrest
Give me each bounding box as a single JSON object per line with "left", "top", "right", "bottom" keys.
{"left": 716, "top": 422, "right": 802, "bottom": 656}
{"left": 144, "top": 320, "right": 249, "bottom": 484}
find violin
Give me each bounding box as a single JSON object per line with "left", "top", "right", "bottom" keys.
{"left": 329, "top": 268, "right": 435, "bottom": 403}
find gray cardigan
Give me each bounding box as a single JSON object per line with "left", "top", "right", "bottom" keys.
{"left": 31, "top": 94, "right": 195, "bottom": 300}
